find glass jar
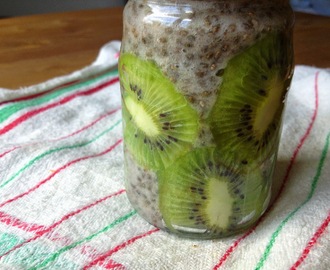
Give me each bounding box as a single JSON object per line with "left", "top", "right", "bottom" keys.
{"left": 119, "top": 0, "right": 294, "bottom": 239}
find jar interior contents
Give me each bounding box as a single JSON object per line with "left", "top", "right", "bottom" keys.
{"left": 119, "top": 0, "right": 294, "bottom": 238}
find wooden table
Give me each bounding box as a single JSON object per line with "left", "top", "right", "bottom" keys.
{"left": 0, "top": 7, "right": 329, "bottom": 89}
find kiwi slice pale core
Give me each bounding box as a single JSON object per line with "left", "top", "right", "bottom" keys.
{"left": 119, "top": 53, "right": 199, "bottom": 170}
{"left": 159, "top": 147, "right": 269, "bottom": 236}
{"left": 208, "top": 33, "right": 293, "bottom": 165}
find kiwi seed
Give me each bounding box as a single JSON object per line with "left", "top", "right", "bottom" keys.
{"left": 119, "top": 53, "right": 200, "bottom": 170}
{"left": 159, "top": 147, "right": 268, "bottom": 236}
{"left": 208, "top": 32, "right": 293, "bottom": 165}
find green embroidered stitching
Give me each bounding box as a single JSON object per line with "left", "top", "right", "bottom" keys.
{"left": 0, "top": 70, "right": 118, "bottom": 124}
{"left": 0, "top": 119, "right": 122, "bottom": 189}
{"left": 255, "top": 132, "right": 330, "bottom": 270}
{"left": 31, "top": 210, "right": 137, "bottom": 269}
{"left": 0, "top": 233, "right": 22, "bottom": 255}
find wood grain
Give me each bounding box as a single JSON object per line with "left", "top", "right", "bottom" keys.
{"left": 294, "top": 12, "right": 330, "bottom": 68}
{"left": 0, "top": 8, "right": 123, "bottom": 89}
{"left": 0, "top": 7, "right": 329, "bottom": 89}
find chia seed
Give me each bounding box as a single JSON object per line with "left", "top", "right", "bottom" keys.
{"left": 121, "top": 0, "right": 293, "bottom": 231}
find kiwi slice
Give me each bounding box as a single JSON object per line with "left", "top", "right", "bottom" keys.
{"left": 159, "top": 147, "right": 269, "bottom": 236}
{"left": 119, "top": 53, "right": 199, "bottom": 170}
{"left": 208, "top": 32, "right": 293, "bottom": 165}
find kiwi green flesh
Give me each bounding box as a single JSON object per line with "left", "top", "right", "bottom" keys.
{"left": 208, "top": 32, "right": 293, "bottom": 165}
{"left": 159, "top": 147, "right": 268, "bottom": 235}
{"left": 119, "top": 53, "right": 199, "bottom": 170}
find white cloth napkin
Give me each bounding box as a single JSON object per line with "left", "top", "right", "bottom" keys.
{"left": 0, "top": 41, "right": 329, "bottom": 270}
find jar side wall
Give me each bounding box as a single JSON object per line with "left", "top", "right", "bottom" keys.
{"left": 119, "top": 0, "right": 294, "bottom": 239}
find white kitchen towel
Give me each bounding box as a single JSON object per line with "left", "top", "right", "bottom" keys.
{"left": 0, "top": 41, "right": 329, "bottom": 270}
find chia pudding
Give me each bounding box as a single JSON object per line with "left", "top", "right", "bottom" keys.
{"left": 119, "top": 0, "right": 294, "bottom": 238}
